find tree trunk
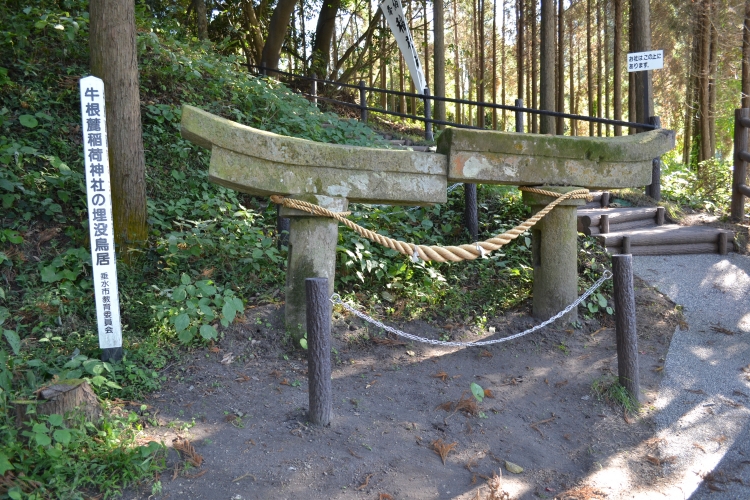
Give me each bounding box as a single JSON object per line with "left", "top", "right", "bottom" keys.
{"left": 193, "top": 0, "right": 208, "bottom": 40}
{"left": 630, "top": 0, "right": 652, "bottom": 126}
{"left": 493, "top": 0, "right": 498, "bottom": 130}
{"left": 517, "top": 0, "right": 525, "bottom": 111}
{"left": 708, "top": 2, "right": 718, "bottom": 157}
{"left": 89, "top": 0, "right": 148, "bottom": 250}
{"left": 478, "top": 0, "right": 486, "bottom": 129}
{"left": 454, "top": 0, "right": 462, "bottom": 124}
{"left": 15, "top": 380, "right": 102, "bottom": 428}
{"left": 501, "top": 0, "right": 507, "bottom": 130}
{"left": 587, "top": 0, "right": 594, "bottom": 135}
{"left": 380, "top": 16, "right": 387, "bottom": 109}
{"left": 596, "top": 0, "right": 602, "bottom": 136}
{"left": 604, "top": 0, "right": 610, "bottom": 136}
{"left": 531, "top": 0, "right": 538, "bottom": 133}
{"left": 697, "top": 0, "right": 712, "bottom": 164}
{"left": 556, "top": 0, "right": 564, "bottom": 134}
{"left": 569, "top": 11, "right": 576, "bottom": 136}
{"left": 242, "top": 1, "right": 265, "bottom": 69}
{"left": 261, "top": 0, "right": 298, "bottom": 72}
{"left": 613, "top": 0, "right": 622, "bottom": 135}
{"left": 434, "top": 0, "right": 447, "bottom": 127}
{"left": 743, "top": 0, "right": 750, "bottom": 108}
{"left": 311, "top": 0, "right": 342, "bottom": 78}
{"left": 424, "top": 0, "right": 430, "bottom": 91}
{"left": 540, "top": 0, "right": 555, "bottom": 134}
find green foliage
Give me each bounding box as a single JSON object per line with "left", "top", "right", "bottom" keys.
{"left": 661, "top": 152, "right": 733, "bottom": 214}
{"left": 578, "top": 236, "right": 615, "bottom": 320}
{"left": 470, "top": 382, "right": 485, "bottom": 402}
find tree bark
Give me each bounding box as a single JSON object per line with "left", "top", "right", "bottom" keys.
{"left": 569, "top": 11, "right": 576, "bottom": 136}
{"left": 380, "top": 16, "right": 387, "bottom": 109}
{"left": 305, "top": 278, "right": 332, "bottom": 426}
{"left": 501, "top": 0, "right": 507, "bottom": 130}
{"left": 697, "top": 0, "right": 712, "bottom": 164}
{"left": 613, "top": 0, "right": 622, "bottom": 135}
{"left": 556, "top": 0, "right": 564, "bottom": 134}
{"left": 454, "top": 0, "right": 462, "bottom": 124}
{"left": 193, "top": 0, "right": 208, "bottom": 40}
{"left": 604, "top": 0, "right": 610, "bottom": 136}
{"left": 743, "top": 0, "right": 750, "bottom": 108}
{"left": 596, "top": 0, "right": 603, "bottom": 136}
{"left": 478, "top": 0, "right": 486, "bottom": 129}
{"left": 493, "top": 0, "right": 498, "bottom": 129}
{"left": 517, "top": 0, "right": 525, "bottom": 110}
{"left": 261, "top": 0, "right": 297, "bottom": 72}
{"left": 630, "top": 0, "right": 652, "bottom": 126}
{"left": 587, "top": 0, "right": 594, "bottom": 135}
{"left": 531, "top": 0, "right": 538, "bottom": 133}
{"left": 89, "top": 0, "right": 148, "bottom": 250}
{"left": 540, "top": 0, "right": 555, "bottom": 134}
{"left": 434, "top": 0, "right": 447, "bottom": 127}
{"left": 612, "top": 255, "right": 641, "bottom": 403}
{"left": 311, "top": 0, "right": 342, "bottom": 78}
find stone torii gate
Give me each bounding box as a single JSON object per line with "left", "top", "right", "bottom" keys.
{"left": 181, "top": 105, "right": 674, "bottom": 338}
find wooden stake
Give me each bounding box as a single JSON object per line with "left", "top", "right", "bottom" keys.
{"left": 306, "top": 277, "right": 332, "bottom": 426}
{"left": 612, "top": 254, "right": 641, "bottom": 403}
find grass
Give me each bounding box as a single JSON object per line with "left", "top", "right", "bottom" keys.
{"left": 591, "top": 375, "right": 640, "bottom": 414}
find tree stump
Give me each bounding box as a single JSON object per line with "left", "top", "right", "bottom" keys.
{"left": 14, "top": 379, "right": 101, "bottom": 427}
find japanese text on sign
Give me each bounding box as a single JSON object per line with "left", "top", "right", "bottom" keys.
{"left": 79, "top": 76, "right": 123, "bottom": 350}
{"left": 379, "top": 0, "right": 426, "bottom": 94}
{"left": 627, "top": 50, "right": 664, "bottom": 72}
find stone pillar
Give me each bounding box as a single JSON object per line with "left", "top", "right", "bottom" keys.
{"left": 281, "top": 195, "right": 347, "bottom": 341}
{"left": 522, "top": 186, "right": 586, "bottom": 324}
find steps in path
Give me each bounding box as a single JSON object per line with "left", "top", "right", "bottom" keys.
{"left": 578, "top": 192, "right": 735, "bottom": 256}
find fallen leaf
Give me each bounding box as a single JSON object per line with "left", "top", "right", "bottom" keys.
{"left": 432, "top": 371, "right": 449, "bottom": 382}
{"left": 710, "top": 435, "right": 728, "bottom": 445}
{"left": 356, "top": 473, "right": 373, "bottom": 490}
{"left": 711, "top": 325, "right": 736, "bottom": 335}
{"left": 479, "top": 350, "right": 493, "bottom": 358}
{"left": 280, "top": 379, "right": 290, "bottom": 386}
{"left": 436, "top": 401, "right": 454, "bottom": 412}
{"left": 504, "top": 461, "right": 523, "bottom": 474}
{"left": 554, "top": 380, "right": 568, "bottom": 388}
{"left": 269, "top": 370, "right": 282, "bottom": 379}
{"left": 174, "top": 438, "right": 203, "bottom": 467}
{"left": 220, "top": 352, "right": 235, "bottom": 364}
{"left": 406, "top": 350, "right": 416, "bottom": 357}
{"left": 693, "top": 442, "right": 706, "bottom": 453}
{"left": 654, "top": 365, "right": 664, "bottom": 373}
{"left": 646, "top": 455, "right": 662, "bottom": 466}
{"left": 483, "top": 388, "right": 495, "bottom": 399}
{"left": 431, "top": 439, "right": 457, "bottom": 465}
{"left": 184, "top": 469, "right": 208, "bottom": 479}
{"left": 379, "top": 494, "right": 393, "bottom": 500}
{"left": 235, "top": 374, "right": 250, "bottom": 382}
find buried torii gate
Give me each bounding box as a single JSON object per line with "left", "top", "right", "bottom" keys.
{"left": 180, "top": 105, "right": 675, "bottom": 339}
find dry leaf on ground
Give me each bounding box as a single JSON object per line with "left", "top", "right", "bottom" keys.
{"left": 174, "top": 438, "right": 203, "bottom": 467}
{"left": 431, "top": 439, "right": 457, "bottom": 465}
{"left": 432, "top": 371, "right": 449, "bottom": 382}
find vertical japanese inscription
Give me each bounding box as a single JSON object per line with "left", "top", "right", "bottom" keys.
{"left": 79, "top": 76, "right": 122, "bottom": 349}
{"left": 379, "top": 0, "right": 426, "bottom": 94}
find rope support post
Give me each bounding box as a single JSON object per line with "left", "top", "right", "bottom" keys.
{"left": 612, "top": 254, "right": 641, "bottom": 404}
{"left": 306, "top": 277, "right": 332, "bottom": 426}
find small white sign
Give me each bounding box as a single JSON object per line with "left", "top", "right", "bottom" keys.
{"left": 79, "top": 76, "right": 123, "bottom": 350}
{"left": 379, "top": 0, "right": 427, "bottom": 94}
{"left": 627, "top": 50, "right": 664, "bottom": 72}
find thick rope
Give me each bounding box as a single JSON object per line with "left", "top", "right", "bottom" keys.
{"left": 270, "top": 187, "right": 590, "bottom": 263}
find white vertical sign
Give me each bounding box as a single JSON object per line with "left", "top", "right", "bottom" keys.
{"left": 79, "top": 76, "right": 122, "bottom": 350}
{"left": 379, "top": 0, "right": 427, "bottom": 94}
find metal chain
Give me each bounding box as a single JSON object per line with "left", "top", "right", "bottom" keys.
{"left": 329, "top": 271, "right": 613, "bottom": 348}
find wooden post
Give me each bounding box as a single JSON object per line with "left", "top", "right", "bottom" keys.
{"left": 311, "top": 73, "right": 318, "bottom": 106}
{"left": 464, "top": 184, "right": 478, "bottom": 241}
{"left": 621, "top": 235, "right": 631, "bottom": 255}
{"left": 424, "top": 87, "right": 434, "bottom": 141}
{"left": 600, "top": 192, "right": 610, "bottom": 208}
{"left": 306, "top": 277, "right": 332, "bottom": 426}
{"left": 646, "top": 116, "right": 661, "bottom": 201}
{"left": 515, "top": 98, "right": 524, "bottom": 133}
{"left": 612, "top": 255, "right": 641, "bottom": 403}
{"left": 655, "top": 206, "right": 665, "bottom": 226}
{"left": 732, "top": 108, "right": 750, "bottom": 221}
{"left": 359, "top": 80, "right": 368, "bottom": 122}
{"left": 600, "top": 214, "right": 609, "bottom": 234}
{"left": 718, "top": 231, "right": 728, "bottom": 255}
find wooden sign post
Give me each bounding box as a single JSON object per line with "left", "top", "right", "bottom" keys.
{"left": 79, "top": 76, "right": 123, "bottom": 362}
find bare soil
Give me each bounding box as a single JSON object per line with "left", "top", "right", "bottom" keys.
{"left": 121, "top": 276, "right": 683, "bottom": 500}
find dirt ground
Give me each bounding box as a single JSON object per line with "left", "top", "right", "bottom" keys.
{"left": 120, "top": 274, "right": 685, "bottom": 500}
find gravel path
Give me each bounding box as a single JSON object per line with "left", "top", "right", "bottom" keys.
{"left": 628, "top": 254, "right": 750, "bottom": 499}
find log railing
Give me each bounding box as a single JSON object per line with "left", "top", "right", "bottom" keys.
{"left": 732, "top": 108, "right": 750, "bottom": 221}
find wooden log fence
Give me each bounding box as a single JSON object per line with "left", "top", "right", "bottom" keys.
{"left": 612, "top": 254, "right": 641, "bottom": 403}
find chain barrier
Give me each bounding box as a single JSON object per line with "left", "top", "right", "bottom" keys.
{"left": 330, "top": 271, "right": 612, "bottom": 348}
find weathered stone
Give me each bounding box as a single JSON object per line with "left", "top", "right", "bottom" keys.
{"left": 181, "top": 105, "right": 447, "bottom": 205}
{"left": 523, "top": 186, "right": 587, "bottom": 323}
{"left": 282, "top": 196, "right": 346, "bottom": 340}
{"left": 437, "top": 128, "right": 675, "bottom": 189}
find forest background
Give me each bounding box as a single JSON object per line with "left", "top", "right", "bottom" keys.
{"left": 200, "top": 0, "right": 750, "bottom": 169}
